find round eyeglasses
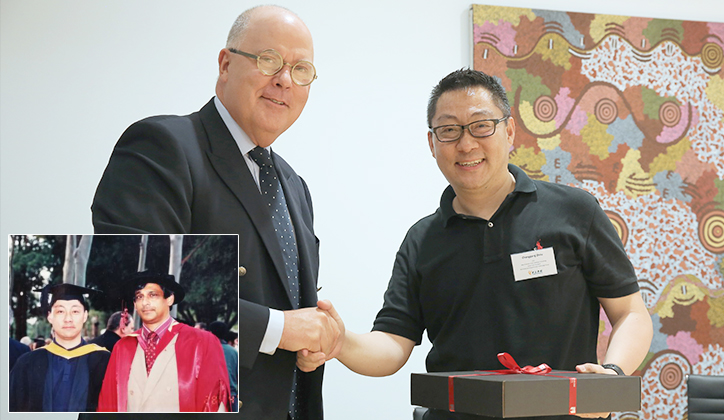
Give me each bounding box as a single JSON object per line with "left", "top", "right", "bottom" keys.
{"left": 229, "top": 48, "right": 317, "bottom": 86}
{"left": 430, "top": 116, "right": 509, "bottom": 142}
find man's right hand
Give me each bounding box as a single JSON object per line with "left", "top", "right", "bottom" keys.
{"left": 296, "top": 300, "right": 345, "bottom": 372}
{"left": 278, "top": 301, "right": 341, "bottom": 356}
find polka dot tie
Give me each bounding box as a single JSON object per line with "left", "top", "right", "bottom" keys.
{"left": 248, "top": 146, "right": 300, "bottom": 308}
{"left": 145, "top": 331, "right": 159, "bottom": 374}
{"left": 248, "top": 147, "right": 303, "bottom": 419}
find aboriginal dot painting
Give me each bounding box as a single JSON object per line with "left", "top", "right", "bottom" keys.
{"left": 472, "top": 5, "right": 724, "bottom": 419}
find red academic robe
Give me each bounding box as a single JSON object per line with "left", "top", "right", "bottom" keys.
{"left": 97, "top": 321, "right": 230, "bottom": 412}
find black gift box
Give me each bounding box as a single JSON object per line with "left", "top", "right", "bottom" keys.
{"left": 411, "top": 370, "right": 641, "bottom": 418}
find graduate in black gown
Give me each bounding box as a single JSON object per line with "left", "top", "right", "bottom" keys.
{"left": 10, "top": 284, "right": 111, "bottom": 412}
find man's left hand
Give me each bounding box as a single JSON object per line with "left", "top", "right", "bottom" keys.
{"left": 572, "top": 363, "right": 614, "bottom": 419}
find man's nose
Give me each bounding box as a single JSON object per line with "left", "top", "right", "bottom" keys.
{"left": 456, "top": 130, "right": 479, "bottom": 152}
{"left": 273, "top": 64, "right": 293, "bottom": 88}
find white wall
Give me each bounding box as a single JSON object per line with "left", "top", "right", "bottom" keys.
{"left": 2, "top": 0, "right": 722, "bottom": 418}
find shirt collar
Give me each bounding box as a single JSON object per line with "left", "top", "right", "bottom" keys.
{"left": 141, "top": 316, "right": 174, "bottom": 343}
{"left": 508, "top": 163, "right": 537, "bottom": 194}
{"left": 214, "top": 96, "right": 257, "bottom": 156}
{"left": 440, "top": 164, "right": 537, "bottom": 226}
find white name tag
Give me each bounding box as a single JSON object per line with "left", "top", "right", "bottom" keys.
{"left": 510, "top": 247, "right": 558, "bottom": 281}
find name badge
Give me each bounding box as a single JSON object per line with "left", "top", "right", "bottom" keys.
{"left": 510, "top": 247, "right": 558, "bottom": 281}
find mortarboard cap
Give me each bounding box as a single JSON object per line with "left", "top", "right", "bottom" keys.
{"left": 125, "top": 272, "right": 185, "bottom": 305}
{"left": 37, "top": 283, "right": 101, "bottom": 313}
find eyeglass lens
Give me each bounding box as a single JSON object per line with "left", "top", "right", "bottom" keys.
{"left": 436, "top": 120, "right": 499, "bottom": 141}
{"left": 256, "top": 50, "right": 316, "bottom": 86}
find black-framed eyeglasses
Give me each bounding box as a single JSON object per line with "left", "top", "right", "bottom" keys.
{"left": 228, "top": 48, "right": 317, "bottom": 86}
{"left": 429, "top": 116, "right": 509, "bottom": 142}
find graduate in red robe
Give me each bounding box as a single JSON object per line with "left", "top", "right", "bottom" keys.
{"left": 96, "top": 272, "right": 230, "bottom": 412}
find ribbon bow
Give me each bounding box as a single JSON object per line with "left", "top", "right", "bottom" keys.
{"left": 496, "top": 352, "right": 552, "bottom": 375}
{"left": 448, "top": 353, "right": 576, "bottom": 415}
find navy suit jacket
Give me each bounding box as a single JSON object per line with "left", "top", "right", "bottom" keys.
{"left": 89, "top": 98, "right": 323, "bottom": 420}
{"left": 89, "top": 330, "right": 121, "bottom": 352}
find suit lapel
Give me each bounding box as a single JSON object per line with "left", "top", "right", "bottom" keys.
{"left": 198, "top": 100, "right": 294, "bottom": 305}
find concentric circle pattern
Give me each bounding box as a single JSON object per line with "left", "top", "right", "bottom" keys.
{"left": 660, "top": 362, "right": 683, "bottom": 390}
{"left": 534, "top": 96, "right": 557, "bottom": 122}
{"left": 701, "top": 42, "right": 723, "bottom": 69}
{"left": 605, "top": 210, "right": 629, "bottom": 247}
{"left": 595, "top": 98, "right": 618, "bottom": 124}
{"left": 699, "top": 209, "right": 724, "bottom": 253}
{"left": 659, "top": 101, "right": 681, "bottom": 127}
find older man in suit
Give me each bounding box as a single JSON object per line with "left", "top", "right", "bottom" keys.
{"left": 90, "top": 5, "right": 340, "bottom": 420}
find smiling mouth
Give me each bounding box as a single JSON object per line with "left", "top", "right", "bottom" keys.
{"left": 458, "top": 158, "right": 483, "bottom": 167}
{"left": 267, "top": 97, "right": 286, "bottom": 106}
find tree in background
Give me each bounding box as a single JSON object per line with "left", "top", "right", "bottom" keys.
{"left": 9, "top": 235, "right": 238, "bottom": 338}
{"left": 9, "top": 235, "right": 64, "bottom": 339}
{"left": 176, "top": 235, "right": 238, "bottom": 327}
{"left": 63, "top": 235, "right": 94, "bottom": 286}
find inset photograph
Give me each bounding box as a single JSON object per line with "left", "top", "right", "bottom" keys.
{"left": 8, "top": 234, "right": 239, "bottom": 413}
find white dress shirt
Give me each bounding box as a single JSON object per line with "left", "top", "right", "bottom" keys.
{"left": 214, "top": 97, "right": 284, "bottom": 356}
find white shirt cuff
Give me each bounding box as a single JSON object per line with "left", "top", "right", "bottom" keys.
{"left": 259, "top": 308, "right": 284, "bottom": 355}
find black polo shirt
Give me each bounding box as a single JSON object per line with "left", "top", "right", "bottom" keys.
{"left": 373, "top": 164, "right": 639, "bottom": 377}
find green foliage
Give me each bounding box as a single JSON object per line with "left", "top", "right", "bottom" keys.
{"left": 85, "top": 235, "right": 144, "bottom": 311}
{"left": 10, "top": 235, "right": 65, "bottom": 339}
{"left": 11, "top": 235, "right": 238, "bottom": 340}
{"left": 177, "top": 235, "right": 238, "bottom": 327}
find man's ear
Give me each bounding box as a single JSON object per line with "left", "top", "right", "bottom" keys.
{"left": 505, "top": 116, "right": 516, "bottom": 148}
{"left": 166, "top": 294, "right": 175, "bottom": 307}
{"left": 218, "top": 49, "right": 231, "bottom": 79}
{"left": 428, "top": 130, "right": 436, "bottom": 158}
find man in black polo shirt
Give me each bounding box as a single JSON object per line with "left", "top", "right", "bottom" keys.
{"left": 300, "top": 69, "right": 653, "bottom": 420}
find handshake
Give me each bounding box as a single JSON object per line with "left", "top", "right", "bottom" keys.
{"left": 279, "top": 300, "right": 344, "bottom": 372}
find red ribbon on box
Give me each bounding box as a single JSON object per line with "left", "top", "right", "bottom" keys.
{"left": 448, "top": 352, "right": 577, "bottom": 415}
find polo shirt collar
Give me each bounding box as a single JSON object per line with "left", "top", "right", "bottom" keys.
{"left": 509, "top": 163, "right": 537, "bottom": 194}
{"left": 440, "top": 164, "right": 537, "bottom": 227}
